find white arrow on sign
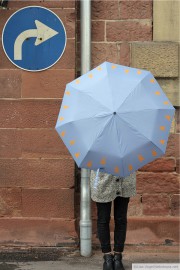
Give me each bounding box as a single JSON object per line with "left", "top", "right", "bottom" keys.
{"left": 14, "top": 20, "right": 59, "bottom": 60}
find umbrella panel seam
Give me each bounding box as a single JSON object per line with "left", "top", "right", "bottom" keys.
{"left": 116, "top": 114, "right": 165, "bottom": 157}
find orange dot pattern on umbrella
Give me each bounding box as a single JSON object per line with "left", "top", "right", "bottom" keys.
{"left": 111, "top": 65, "right": 117, "bottom": 69}
{"left": 125, "top": 69, "right": 129, "bottom": 73}
{"left": 76, "top": 79, "right": 80, "bottom": 84}
{"left": 128, "top": 164, "right": 133, "bottom": 171}
{"left": 97, "top": 66, "right": 102, "bottom": 71}
{"left": 88, "top": 74, "right": 93, "bottom": 78}
{"left": 164, "top": 101, "right": 169, "bottom": 105}
{"left": 65, "top": 91, "right": 71, "bottom": 96}
{"left": 165, "top": 115, "right": 171, "bottom": 121}
{"left": 75, "top": 152, "right": 80, "bottom": 158}
{"left": 160, "top": 126, "right": 165, "bottom": 131}
{"left": 114, "top": 166, "right": 120, "bottom": 173}
{"left": 138, "top": 155, "right": 145, "bottom": 162}
{"left": 59, "top": 117, "right": 64, "bottom": 121}
{"left": 150, "top": 79, "right": 155, "bottom": 83}
{"left": 137, "top": 70, "right": 142, "bottom": 74}
{"left": 70, "top": 140, "right": 75, "bottom": 145}
{"left": 152, "top": 150, "right": 157, "bottom": 156}
{"left": 61, "top": 131, "right": 66, "bottom": 137}
{"left": 87, "top": 161, "right": 92, "bottom": 168}
{"left": 155, "top": 91, "right": 161, "bottom": 95}
{"left": 100, "top": 158, "right": 106, "bottom": 165}
{"left": 63, "top": 105, "right": 69, "bottom": 109}
{"left": 160, "top": 140, "right": 165, "bottom": 144}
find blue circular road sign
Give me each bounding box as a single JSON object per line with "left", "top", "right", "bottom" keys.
{"left": 2, "top": 6, "right": 67, "bottom": 72}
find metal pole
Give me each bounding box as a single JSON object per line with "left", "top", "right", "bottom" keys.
{"left": 80, "top": 0, "right": 92, "bottom": 257}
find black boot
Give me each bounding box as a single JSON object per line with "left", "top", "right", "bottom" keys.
{"left": 114, "top": 253, "right": 125, "bottom": 270}
{"left": 103, "top": 254, "right": 114, "bottom": 270}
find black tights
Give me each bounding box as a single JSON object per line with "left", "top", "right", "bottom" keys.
{"left": 96, "top": 196, "right": 130, "bottom": 253}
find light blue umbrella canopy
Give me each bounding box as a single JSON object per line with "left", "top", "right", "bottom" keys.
{"left": 55, "top": 61, "right": 175, "bottom": 177}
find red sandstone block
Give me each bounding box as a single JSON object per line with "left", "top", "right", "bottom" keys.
{"left": 92, "top": 21, "right": 105, "bottom": 42}
{"left": 21, "top": 69, "right": 75, "bottom": 98}
{"left": 74, "top": 193, "right": 80, "bottom": 218}
{"left": 0, "top": 100, "right": 61, "bottom": 128}
{"left": 171, "top": 194, "right": 180, "bottom": 216}
{"left": 0, "top": 188, "right": 22, "bottom": 217}
{"left": 106, "top": 21, "right": 152, "bottom": 42}
{"left": 76, "top": 42, "right": 80, "bottom": 72}
{"left": 8, "top": 0, "right": 75, "bottom": 9}
{"left": 128, "top": 195, "right": 142, "bottom": 216}
{"left": 120, "top": 43, "right": 130, "bottom": 66}
{"left": 120, "top": 0, "right": 153, "bottom": 19}
{"left": 77, "top": 20, "right": 105, "bottom": 42}
{"left": 91, "top": 200, "right": 97, "bottom": 219}
{"left": 53, "top": 39, "right": 75, "bottom": 69}
{"left": 126, "top": 216, "right": 179, "bottom": 245}
{"left": 92, "top": 0, "right": 119, "bottom": 20}
{"left": 0, "top": 217, "right": 77, "bottom": 246}
{"left": 0, "top": 10, "right": 14, "bottom": 36}
{"left": 92, "top": 216, "right": 179, "bottom": 245}
{"left": 0, "top": 70, "right": 21, "bottom": 98}
{"left": 165, "top": 134, "right": 179, "bottom": 158}
{"left": 76, "top": 0, "right": 80, "bottom": 19}
{"left": 77, "top": 1, "right": 120, "bottom": 21}
{"left": 0, "top": 45, "right": 16, "bottom": 69}
{"left": 176, "top": 159, "right": 180, "bottom": 174}
{"left": 21, "top": 129, "right": 70, "bottom": 158}
{"left": 76, "top": 42, "right": 119, "bottom": 71}
{"left": 44, "top": 1, "right": 75, "bottom": 8}
{"left": 137, "top": 172, "right": 179, "bottom": 193}
{"left": 91, "top": 43, "right": 119, "bottom": 68}
{"left": 0, "top": 159, "right": 75, "bottom": 188}
{"left": 0, "top": 129, "right": 22, "bottom": 158}
{"left": 139, "top": 158, "right": 176, "bottom": 172}
{"left": 174, "top": 135, "right": 180, "bottom": 158}
{"left": 142, "top": 194, "right": 170, "bottom": 216}
{"left": 22, "top": 188, "right": 74, "bottom": 218}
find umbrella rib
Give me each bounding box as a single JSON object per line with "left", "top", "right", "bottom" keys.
{"left": 59, "top": 114, "right": 110, "bottom": 128}
{"left": 118, "top": 108, "right": 174, "bottom": 114}
{"left": 59, "top": 87, "right": 112, "bottom": 127}
{"left": 114, "top": 117, "right": 124, "bottom": 176}
{"left": 117, "top": 73, "right": 149, "bottom": 112}
{"left": 76, "top": 89, "right": 112, "bottom": 115}
{"left": 71, "top": 70, "right": 113, "bottom": 113}
{"left": 116, "top": 114, "right": 165, "bottom": 155}
{"left": 79, "top": 116, "right": 113, "bottom": 168}
{"left": 106, "top": 64, "right": 115, "bottom": 110}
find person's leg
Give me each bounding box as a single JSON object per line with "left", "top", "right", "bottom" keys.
{"left": 113, "top": 196, "right": 130, "bottom": 270}
{"left": 113, "top": 196, "right": 130, "bottom": 253}
{"left": 96, "top": 201, "right": 114, "bottom": 270}
{"left": 96, "top": 201, "right": 112, "bottom": 253}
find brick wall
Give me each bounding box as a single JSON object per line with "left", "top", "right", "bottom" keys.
{"left": 0, "top": 0, "right": 77, "bottom": 246}
{"left": 0, "top": 0, "right": 179, "bottom": 249}
{"left": 76, "top": 0, "right": 179, "bottom": 247}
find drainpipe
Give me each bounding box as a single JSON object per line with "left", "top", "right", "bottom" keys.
{"left": 79, "top": 0, "right": 92, "bottom": 257}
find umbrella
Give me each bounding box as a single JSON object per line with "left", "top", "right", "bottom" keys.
{"left": 55, "top": 61, "right": 175, "bottom": 177}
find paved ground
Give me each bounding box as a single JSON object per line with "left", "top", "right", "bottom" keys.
{"left": 0, "top": 250, "right": 179, "bottom": 270}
